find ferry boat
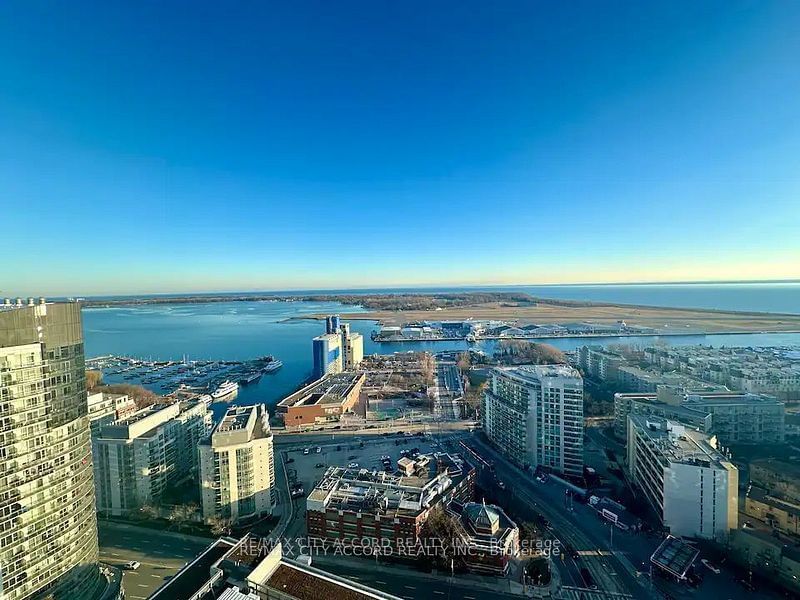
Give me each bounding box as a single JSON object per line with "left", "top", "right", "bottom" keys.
{"left": 240, "top": 371, "right": 262, "bottom": 385}
{"left": 262, "top": 359, "right": 283, "bottom": 374}
{"left": 211, "top": 380, "right": 239, "bottom": 401}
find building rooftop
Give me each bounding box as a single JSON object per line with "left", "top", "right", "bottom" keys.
{"left": 629, "top": 414, "right": 733, "bottom": 471}
{"left": 496, "top": 364, "right": 582, "bottom": 383}
{"left": 203, "top": 403, "right": 270, "bottom": 446}
{"left": 307, "top": 453, "right": 470, "bottom": 518}
{"left": 278, "top": 371, "right": 365, "bottom": 409}
{"left": 650, "top": 535, "right": 699, "bottom": 580}
{"left": 747, "top": 485, "right": 800, "bottom": 518}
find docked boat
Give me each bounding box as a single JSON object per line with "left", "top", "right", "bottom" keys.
{"left": 262, "top": 360, "right": 283, "bottom": 374}
{"left": 240, "top": 371, "right": 262, "bottom": 385}
{"left": 211, "top": 380, "right": 239, "bottom": 401}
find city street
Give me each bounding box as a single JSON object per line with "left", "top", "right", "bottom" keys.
{"left": 98, "top": 521, "right": 213, "bottom": 600}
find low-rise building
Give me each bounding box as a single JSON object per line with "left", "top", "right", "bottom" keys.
{"left": 483, "top": 365, "right": 584, "bottom": 477}
{"left": 306, "top": 453, "right": 474, "bottom": 550}
{"left": 445, "top": 501, "right": 520, "bottom": 575}
{"left": 276, "top": 371, "right": 365, "bottom": 427}
{"left": 151, "top": 535, "right": 401, "bottom": 600}
{"left": 93, "top": 400, "right": 211, "bottom": 515}
{"left": 729, "top": 528, "right": 800, "bottom": 596}
{"left": 745, "top": 485, "right": 800, "bottom": 536}
{"left": 627, "top": 415, "right": 738, "bottom": 541}
{"left": 199, "top": 404, "right": 275, "bottom": 524}
{"left": 750, "top": 459, "right": 800, "bottom": 504}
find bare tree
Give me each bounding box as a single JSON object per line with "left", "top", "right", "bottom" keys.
{"left": 86, "top": 370, "right": 103, "bottom": 391}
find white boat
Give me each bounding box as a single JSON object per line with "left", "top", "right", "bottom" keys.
{"left": 240, "top": 371, "right": 262, "bottom": 385}
{"left": 262, "top": 360, "right": 283, "bottom": 373}
{"left": 211, "top": 380, "right": 239, "bottom": 401}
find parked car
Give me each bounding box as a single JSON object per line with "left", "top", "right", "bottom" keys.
{"left": 123, "top": 561, "right": 141, "bottom": 571}
{"left": 315, "top": 463, "right": 325, "bottom": 468}
{"left": 348, "top": 462, "right": 360, "bottom": 468}
{"left": 303, "top": 448, "right": 310, "bottom": 455}
{"left": 315, "top": 447, "right": 321, "bottom": 453}
{"left": 285, "top": 457, "right": 295, "bottom": 464}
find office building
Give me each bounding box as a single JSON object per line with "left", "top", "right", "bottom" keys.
{"left": 199, "top": 404, "right": 275, "bottom": 524}
{"left": 627, "top": 415, "right": 738, "bottom": 540}
{"left": 482, "top": 365, "right": 584, "bottom": 477}
{"left": 614, "top": 389, "right": 785, "bottom": 444}
{"left": 306, "top": 454, "right": 474, "bottom": 549}
{"left": 277, "top": 371, "right": 365, "bottom": 427}
{"left": 93, "top": 400, "right": 211, "bottom": 515}
{"left": 0, "top": 300, "right": 103, "bottom": 599}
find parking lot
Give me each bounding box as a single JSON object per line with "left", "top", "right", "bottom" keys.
{"left": 279, "top": 431, "right": 446, "bottom": 542}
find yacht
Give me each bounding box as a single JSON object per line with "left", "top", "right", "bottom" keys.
{"left": 211, "top": 380, "right": 239, "bottom": 401}
{"left": 240, "top": 371, "right": 262, "bottom": 385}
{"left": 262, "top": 359, "right": 283, "bottom": 374}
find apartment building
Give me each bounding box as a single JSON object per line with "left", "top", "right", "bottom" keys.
{"left": 613, "top": 392, "right": 713, "bottom": 439}
{"left": 198, "top": 404, "right": 275, "bottom": 524}
{"left": 577, "top": 345, "right": 626, "bottom": 382}
{"left": 87, "top": 390, "right": 137, "bottom": 436}
{"left": 482, "top": 365, "right": 584, "bottom": 477}
{"left": 613, "top": 389, "right": 785, "bottom": 444}
{"left": 0, "top": 300, "right": 103, "bottom": 599}
{"left": 93, "top": 400, "right": 211, "bottom": 515}
{"left": 627, "top": 415, "right": 738, "bottom": 540}
{"left": 683, "top": 391, "right": 785, "bottom": 444}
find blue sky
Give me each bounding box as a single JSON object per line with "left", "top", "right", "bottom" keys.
{"left": 2, "top": 2, "right": 799, "bottom": 295}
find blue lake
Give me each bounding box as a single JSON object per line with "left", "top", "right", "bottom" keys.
{"left": 82, "top": 300, "right": 800, "bottom": 410}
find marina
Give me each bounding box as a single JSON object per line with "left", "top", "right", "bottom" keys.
{"left": 86, "top": 354, "right": 282, "bottom": 397}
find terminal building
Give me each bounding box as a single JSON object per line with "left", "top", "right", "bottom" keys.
{"left": 199, "top": 404, "right": 275, "bottom": 524}
{"left": 276, "top": 371, "right": 365, "bottom": 427}
{"left": 627, "top": 415, "right": 738, "bottom": 540}
{"left": 0, "top": 300, "right": 110, "bottom": 599}
{"left": 306, "top": 453, "right": 475, "bottom": 549}
{"left": 614, "top": 388, "right": 785, "bottom": 445}
{"left": 482, "top": 365, "right": 584, "bottom": 478}
{"left": 93, "top": 400, "right": 211, "bottom": 515}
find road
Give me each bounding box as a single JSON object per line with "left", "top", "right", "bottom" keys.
{"left": 459, "top": 436, "right": 647, "bottom": 598}
{"left": 98, "top": 521, "right": 212, "bottom": 600}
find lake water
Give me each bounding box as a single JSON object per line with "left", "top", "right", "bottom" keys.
{"left": 82, "top": 299, "right": 800, "bottom": 410}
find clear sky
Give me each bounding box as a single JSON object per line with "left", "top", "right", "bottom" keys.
{"left": 2, "top": 2, "right": 799, "bottom": 296}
